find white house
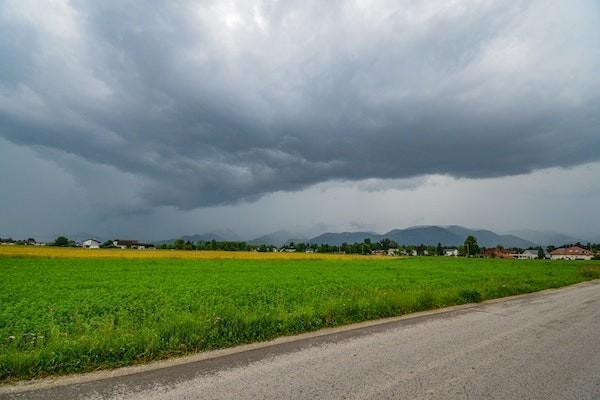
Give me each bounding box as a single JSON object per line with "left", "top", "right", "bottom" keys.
{"left": 387, "top": 248, "right": 399, "bottom": 256}
{"left": 516, "top": 249, "right": 541, "bottom": 260}
{"left": 82, "top": 239, "right": 101, "bottom": 249}
{"left": 444, "top": 249, "right": 459, "bottom": 257}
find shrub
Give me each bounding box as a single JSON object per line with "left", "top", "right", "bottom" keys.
{"left": 579, "top": 267, "right": 600, "bottom": 279}
{"left": 458, "top": 289, "right": 482, "bottom": 303}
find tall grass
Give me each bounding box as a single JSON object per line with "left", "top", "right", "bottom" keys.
{"left": 0, "top": 255, "right": 598, "bottom": 382}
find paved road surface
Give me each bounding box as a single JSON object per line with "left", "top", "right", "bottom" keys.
{"left": 2, "top": 281, "right": 600, "bottom": 399}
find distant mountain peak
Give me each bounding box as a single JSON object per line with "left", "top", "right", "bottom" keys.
{"left": 248, "top": 230, "right": 306, "bottom": 247}
{"left": 308, "top": 225, "right": 534, "bottom": 248}
{"left": 153, "top": 225, "right": 587, "bottom": 248}
{"left": 154, "top": 232, "right": 229, "bottom": 245}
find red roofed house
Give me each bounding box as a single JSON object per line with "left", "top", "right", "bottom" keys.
{"left": 483, "top": 248, "right": 514, "bottom": 259}
{"left": 550, "top": 246, "right": 593, "bottom": 261}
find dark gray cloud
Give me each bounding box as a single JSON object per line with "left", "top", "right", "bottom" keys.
{"left": 1, "top": 0, "right": 599, "bottom": 212}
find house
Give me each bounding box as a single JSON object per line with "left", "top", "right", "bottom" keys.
{"left": 483, "top": 248, "right": 514, "bottom": 259}
{"left": 82, "top": 239, "right": 101, "bottom": 249}
{"left": 387, "top": 248, "right": 399, "bottom": 256}
{"left": 371, "top": 250, "right": 386, "bottom": 256}
{"left": 410, "top": 250, "right": 418, "bottom": 256}
{"left": 112, "top": 239, "right": 138, "bottom": 249}
{"left": 550, "top": 246, "right": 593, "bottom": 261}
{"left": 444, "top": 249, "right": 459, "bottom": 257}
{"left": 516, "top": 249, "right": 539, "bottom": 260}
{"left": 305, "top": 249, "right": 314, "bottom": 254}
{"left": 516, "top": 249, "right": 549, "bottom": 260}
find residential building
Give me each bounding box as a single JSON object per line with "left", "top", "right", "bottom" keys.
{"left": 82, "top": 239, "right": 101, "bottom": 249}
{"left": 444, "top": 249, "right": 459, "bottom": 257}
{"left": 387, "top": 248, "right": 399, "bottom": 256}
{"left": 550, "top": 246, "right": 593, "bottom": 260}
{"left": 516, "top": 249, "right": 549, "bottom": 260}
{"left": 112, "top": 239, "right": 139, "bottom": 249}
{"left": 483, "top": 248, "right": 514, "bottom": 259}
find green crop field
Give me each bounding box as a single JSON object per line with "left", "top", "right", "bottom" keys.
{"left": 1, "top": 253, "right": 599, "bottom": 382}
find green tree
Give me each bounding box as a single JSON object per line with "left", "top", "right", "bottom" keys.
{"left": 436, "top": 242, "right": 443, "bottom": 256}
{"left": 463, "top": 235, "right": 479, "bottom": 257}
{"left": 537, "top": 247, "right": 545, "bottom": 259}
{"left": 101, "top": 240, "right": 115, "bottom": 248}
{"left": 54, "top": 236, "right": 70, "bottom": 247}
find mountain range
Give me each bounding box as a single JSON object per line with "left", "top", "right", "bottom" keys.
{"left": 308, "top": 225, "right": 534, "bottom": 248}
{"left": 155, "top": 225, "right": 586, "bottom": 248}
{"left": 154, "top": 233, "right": 229, "bottom": 245}
{"left": 154, "top": 229, "right": 242, "bottom": 245}
{"left": 247, "top": 230, "right": 307, "bottom": 247}
{"left": 502, "top": 230, "right": 584, "bottom": 247}
{"left": 42, "top": 226, "right": 596, "bottom": 248}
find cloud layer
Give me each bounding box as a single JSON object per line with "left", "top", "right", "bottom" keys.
{"left": 1, "top": 0, "right": 599, "bottom": 210}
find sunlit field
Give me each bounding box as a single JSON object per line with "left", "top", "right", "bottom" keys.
{"left": 0, "top": 245, "right": 371, "bottom": 260}
{"left": 1, "top": 247, "right": 599, "bottom": 382}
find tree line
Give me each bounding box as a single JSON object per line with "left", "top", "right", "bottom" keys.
{"left": 3, "top": 235, "right": 599, "bottom": 257}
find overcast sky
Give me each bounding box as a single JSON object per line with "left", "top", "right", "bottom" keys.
{"left": 1, "top": 0, "right": 599, "bottom": 241}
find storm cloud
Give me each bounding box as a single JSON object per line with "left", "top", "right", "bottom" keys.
{"left": 1, "top": 0, "right": 599, "bottom": 211}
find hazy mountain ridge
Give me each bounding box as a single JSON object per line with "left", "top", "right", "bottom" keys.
{"left": 154, "top": 233, "right": 229, "bottom": 245}
{"left": 443, "top": 226, "right": 533, "bottom": 248}
{"left": 308, "top": 226, "right": 535, "bottom": 247}
{"left": 310, "top": 231, "right": 381, "bottom": 246}
{"left": 248, "top": 230, "right": 306, "bottom": 247}
{"left": 151, "top": 225, "right": 598, "bottom": 248}
{"left": 503, "top": 229, "right": 584, "bottom": 247}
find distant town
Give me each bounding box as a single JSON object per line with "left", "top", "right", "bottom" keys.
{"left": 1, "top": 234, "right": 598, "bottom": 261}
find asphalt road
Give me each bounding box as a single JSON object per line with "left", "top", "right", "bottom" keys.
{"left": 2, "top": 281, "right": 600, "bottom": 400}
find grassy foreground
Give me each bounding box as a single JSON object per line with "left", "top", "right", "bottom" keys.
{"left": 1, "top": 251, "right": 599, "bottom": 382}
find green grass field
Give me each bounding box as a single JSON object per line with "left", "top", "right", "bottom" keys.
{"left": 1, "top": 254, "right": 599, "bottom": 382}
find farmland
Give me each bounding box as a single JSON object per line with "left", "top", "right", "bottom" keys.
{"left": 0, "top": 245, "right": 364, "bottom": 260}
{"left": 1, "top": 247, "right": 599, "bottom": 383}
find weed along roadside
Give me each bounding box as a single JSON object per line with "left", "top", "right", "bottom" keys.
{"left": 1, "top": 250, "right": 599, "bottom": 383}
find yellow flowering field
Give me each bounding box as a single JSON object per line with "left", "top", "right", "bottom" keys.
{"left": 0, "top": 245, "right": 374, "bottom": 261}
